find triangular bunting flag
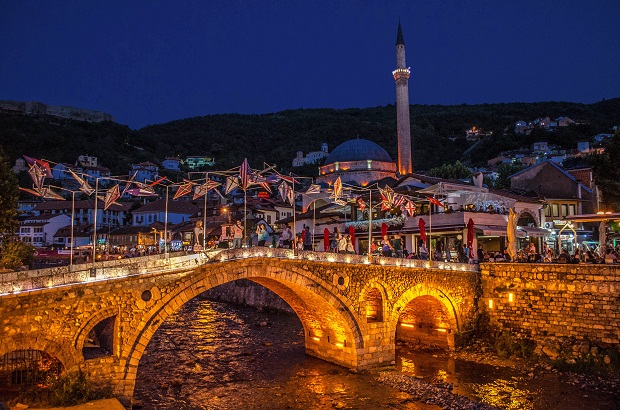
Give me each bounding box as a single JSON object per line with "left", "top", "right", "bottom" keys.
{"left": 68, "top": 169, "right": 94, "bottom": 196}
{"left": 27, "top": 164, "right": 46, "bottom": 191}
{"left": 240, "top": 158, "right": 250, "bottom": 190}
{"left": 23, "top": 155, "right": 52, "bottom": 178}
{"left": 225, "top": 176, "right": 240, "bottom": 195}
{"left": 405, "top": 200, "right": 417, "bottom": 217}
{"left": 174, "top": 180, "right": 194, "bottom": 199}
{"left": 333, "top": 177, "right": 342, "bottom": 199}
{"left": 306, "top": 184, "right": 321, "bottom": 194}
{"left": 104, "top": 185, "right": 120, "bottom": 210}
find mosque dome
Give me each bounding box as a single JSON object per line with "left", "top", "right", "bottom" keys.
{"left": 324, "top": 139, "right": 393, "bottom": 164}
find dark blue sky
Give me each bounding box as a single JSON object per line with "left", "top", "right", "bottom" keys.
{"left": 2, "top": 1, "right": 619, "bottom": 129}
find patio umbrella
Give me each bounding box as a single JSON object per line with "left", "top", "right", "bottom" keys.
{"left": 381, "top": 222, "right": 388, "bottom": 238}
{"left": 348, "top": 225, "right": 356, "bottom": 253}
{"left": 323, "top": 228, "right": 330, "bottom": 252}
{"left": 418, "top": 218, "right": 427, "bottom": 243}
{"left": 467, "top": 218, "right": 475, "bottom": 258}
{"left": 507, "top": 208, "right": 518, "bottom": 260}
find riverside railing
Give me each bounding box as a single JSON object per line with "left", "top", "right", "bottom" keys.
{"left": 0, "top": 248, "right": 478, "bottom": 296}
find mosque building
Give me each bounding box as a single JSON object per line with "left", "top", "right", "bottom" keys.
{"left": 316, "top": 23, "right": 413, "bottom": 187}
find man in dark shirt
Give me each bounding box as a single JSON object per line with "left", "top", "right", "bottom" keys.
{"left": 303, "top": 226, "right": 313, "bottom": 250}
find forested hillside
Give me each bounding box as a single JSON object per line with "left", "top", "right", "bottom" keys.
{"left": 1, "top": 99, "right": 619, "bottom": 176}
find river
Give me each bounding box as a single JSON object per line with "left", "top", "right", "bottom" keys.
{"left": 133, "top": 297, "right": 619, "bottom": 410}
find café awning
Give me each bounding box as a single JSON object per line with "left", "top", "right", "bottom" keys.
{"left": 562, "top": 212, "right": 620, "bottom": 223}
{"left": 519, "top": 226, "right": 552, "bottom": 237}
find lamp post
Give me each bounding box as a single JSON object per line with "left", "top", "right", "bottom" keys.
{"left": 164, "top": 184, "right": 169, "bottom": 258}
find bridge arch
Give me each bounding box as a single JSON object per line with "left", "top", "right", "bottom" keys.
{"left": 358, "top": 279, "right": 393, "bottom": 323}
{"left": 118, "top": 259, "right": 366, "bottom": 396}
{"left": 0, "top": 335, "right": 78, "bottom": 374}
{"left": 389, "top": 284, "right": 460, "bottom": 350}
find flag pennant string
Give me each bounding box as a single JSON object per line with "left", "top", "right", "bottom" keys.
{"left": 193, "top": 179, "right": 221, "bottom": 200}
{"left": 240, "top": 158, "right": 250, "bottom": 190}
{"left": 225, "top": 176, "right": 240, "bottom": 195}
{"left": 306, "top": 184, "right": 321, "bottom": 194}
{"left": 173, "top": 180, "right": 195, "bottom": 199}
{"left": 332, "top": 177, "right": 342, "bottom": 199}
{"left": 121, "top": 171, "right": 137, "bottom": 197}
{"left": 27, "top": 164, "right": 46, "bottom": 191}
{"left": 23, "top": 155, "right": 52, "bottom": 178}
{"left": 404, "top": 200, "right": 417, "bottom": 217}
{"left": 68, "top": 169, "right": 94, "bottom": 196}
{"left": 104, "top": 185, "right": 121, "bottom": 211}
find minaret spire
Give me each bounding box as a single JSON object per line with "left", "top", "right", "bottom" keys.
{"left": 392, "top": 22, "right": 413, "bottom": 175}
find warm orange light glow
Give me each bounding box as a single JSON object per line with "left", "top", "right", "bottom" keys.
{"left": 435, "top": 328, "right": 447, "bottom": 333}
{"left": 312, "top": 337, "right": 320, "bottom": 342}
{"left": 400, "top": 323, "right": 415, "bottom": 328}
{"left": 488, "top": 299, "right": 494, "bottom": 308}
{"left": 335, "top": 342, "right": 344, "bottom": 348}
{"left": 508, "top": 293, "right": 514, "bottom": 302}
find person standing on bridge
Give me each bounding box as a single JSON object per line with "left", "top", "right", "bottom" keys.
{"left": 232, "top": 220, "right": 244, "bottom": 249}
{"left": 257, "top": 224, "right": 269, "bottom": 246}
{"left": 303, "top": 225, "right": 313, "bottom": 250}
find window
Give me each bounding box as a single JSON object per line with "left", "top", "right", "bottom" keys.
{"left": 569, "top": 204, "right": 576, "bottom": 216}
{"left": 545, "top": 206, "right": 552, "bottom": 217}
{"left": 267, "top": 215, "right": 271, "bottom": 224}
{"left": 552, "top": 204, "right": 559, "bottom": 218}
{"left": 561, "top": 204, "right": 568, "bottom": 217}
{"left": 34, "top": 227, "right": 43, "bottom": 233}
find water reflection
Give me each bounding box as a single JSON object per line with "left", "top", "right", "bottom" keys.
{"left": 134, "top": 298, "right": 617, "bottom": 410}
{"left": 470, "top": 378, "right": 534, "bottom": 410}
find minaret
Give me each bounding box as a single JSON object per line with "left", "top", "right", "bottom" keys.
{"left": 393, "top": 22, "right": 413, "bottom": 175}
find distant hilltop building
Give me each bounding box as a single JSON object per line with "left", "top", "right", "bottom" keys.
{"left": 292, "top": 143, "right": 329, "bottom": 167}
{"left": 0, "top": 100, "right": 113, "bottom": 123}
{"left": 514, "top": 116, "right": 576, "bottom": 135}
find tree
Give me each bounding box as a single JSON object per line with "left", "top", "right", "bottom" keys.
{"left": 427, "top": 161, "right": 472, "bottom": 179}
{"left": 0, "top": 145, "right": 18, "bottom": 236}
{"left": 0, "top": 145, "right": 34, "bottom": 270}
{"left": 488, "top": 163, "right": 525, "bottom": 190}
{"left": 594, "top": 131, "right": 620, "bottom": 210}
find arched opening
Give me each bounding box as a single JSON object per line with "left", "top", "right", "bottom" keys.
{"left": 364, "top": 287, "right": 383, "bottom": 322}
{"left": 0, "top": 349, "right": 63, "bottom": 396}
{"left": 518, "top": 212, "right": 536, "bottom": 227}
{"left": 83, "top": 315, "right": 116, "bottom": 359}
{"left": 396, "top": 295, "right": 453, "bottom": 350}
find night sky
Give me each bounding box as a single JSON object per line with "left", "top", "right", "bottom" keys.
{"left": 1, "top": 0, "right": 619, "bottom": 129}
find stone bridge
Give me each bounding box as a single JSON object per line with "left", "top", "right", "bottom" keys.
{"left": 0, "top": 248, "right": 479, "bottom": 398}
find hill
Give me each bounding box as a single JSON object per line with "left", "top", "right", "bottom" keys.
{"left": 1, "top": 99, "right": 619, "bottom": 176}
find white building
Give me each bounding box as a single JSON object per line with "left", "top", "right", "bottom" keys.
{"left": 131, "top": 161, "right": 159, "bottom": 183}
{"left": 292, "top": 143, "right": 329, "bottom": 167}
{"left": 19, "top": 214, "right": 71, "bottom": 247}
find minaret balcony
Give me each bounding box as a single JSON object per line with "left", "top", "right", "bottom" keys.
{"left": 392, "top": 67, "right": 410, "bottom": 80}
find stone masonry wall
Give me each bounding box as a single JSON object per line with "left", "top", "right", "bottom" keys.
{"left": 480, "top": 263, "right": 620, "bottom": 356}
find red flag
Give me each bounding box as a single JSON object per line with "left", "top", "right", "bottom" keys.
{"left": 418, "top": 218, "right": 427, "bottom": 242}
{"left": 323, "top": 228, "right": 330, "bottom": 252}
{"left": 393, "top": 194, "right": 405, "bottom": 207}
{"left": 357, "top": 197, "right": 367, "bottom": 212}
{"left": 148, "top": 176, "right": 167, "bottom": 186}
{"left": 348, "top": 225, "right": 356, "bottom": 253}
{"left": 174, "top": 180, "right": 194, "bottom": 199}
{"left": 405, "top": 200, "right": 417, "bottom": 217}
{"left": 240, "top": 158, "right": 250, "bottom": 190}
{"left": 381, "top": 222, "right": 388, "bottom": 238}
{"left": 104, "top": 185, "right": 120, "bottom": 210}
{"left": 426, "top": 196, "right": 444, "bottom": 208}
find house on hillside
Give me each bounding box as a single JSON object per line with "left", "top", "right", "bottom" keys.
{"left": 19, "top": 214, "right": 71, "bottom": 247}
{"left": 132, "top": 199, "right": 201, "bottom": 226}
{"left": 130, "top": 161, "right": 159, "bottom": 183}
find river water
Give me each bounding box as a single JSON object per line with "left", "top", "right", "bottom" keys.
{"left": 134, "top": 298, "right": 619, "bottom": 410}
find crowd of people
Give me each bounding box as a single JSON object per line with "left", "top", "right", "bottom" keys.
{"left": 195, "top": 220, "right": 620, "bottom": 265}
